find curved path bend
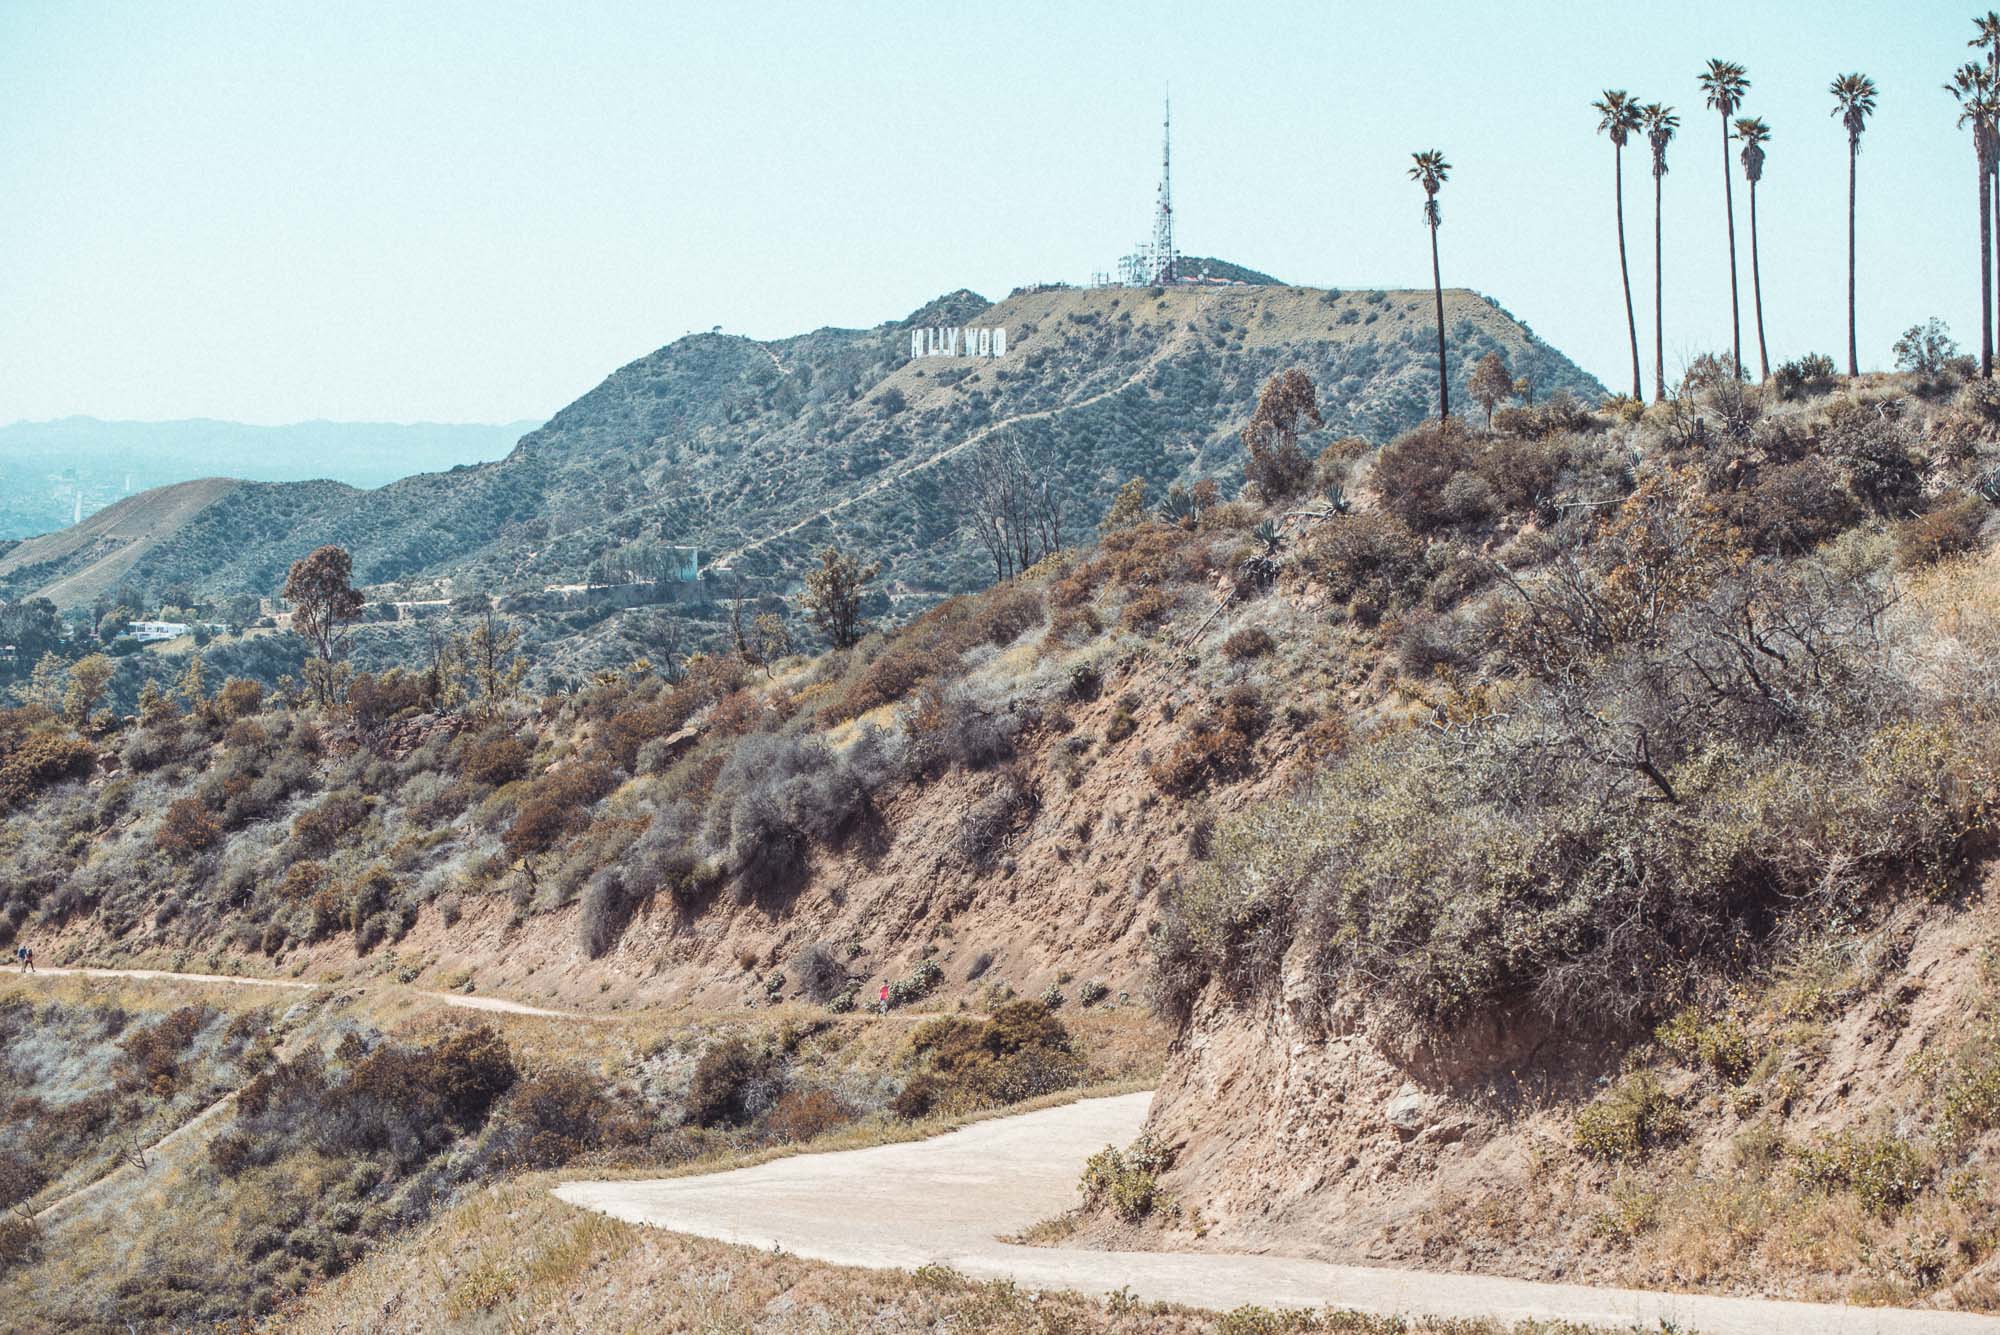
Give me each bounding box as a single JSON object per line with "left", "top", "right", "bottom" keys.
{"left": 556, "top": 1093, "right": 2000, "bottom": 1335}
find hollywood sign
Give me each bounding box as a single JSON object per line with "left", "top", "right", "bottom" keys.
{"left": 909, "top": 326, "right": 1007, "bottom": 358}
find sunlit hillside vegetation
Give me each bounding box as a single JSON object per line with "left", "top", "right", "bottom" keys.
{"left": 10, "top": 341, "right": 2000, "bottom": 1313}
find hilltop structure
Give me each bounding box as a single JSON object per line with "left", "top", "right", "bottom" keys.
{"left": 1096, "top": 99, "right": 1252, "bottom": 289}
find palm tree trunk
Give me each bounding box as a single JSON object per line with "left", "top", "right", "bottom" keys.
{"left": 1429, "top": 222, "right": 1449, "bottom": 419}
{"left": 1721, "top": 111, "right": 1742, "bottom": 379}
{"left": 1984, "top": 151, "right": 1995, "bottom": 378}
{"left": 1614, "top": 144, "right": 1640, "bottom": 400}
{"left": 1846, "top": 138, "right": 1858, "bottom": 378}
{"left": 1654, "top": 168, "right": 1666, "bottom": 400}
{"left": 1748, "top": 178, "right": 1769, "bottom": 381}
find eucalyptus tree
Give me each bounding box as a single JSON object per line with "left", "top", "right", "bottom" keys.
{"left": 1409, "top": 149, "right": 1453, "bottom": 419}
{"left": 1699, "top": 59, "right": 1752, "bottom": 377}
{"left": 1641, "top": 102, "right": 1679, "bottom": 400}
{"left": 1828, "top": 74, "right": 1877, "bottom": 377}
{"left": 1594, "top": 90, "right": 1645, "bottom": 399}
{"left": 1734, "top": 117, "right": 1773, "bottom": 381}
{"left": 1949, "top": 63, "right": 1998, "bottom": 377}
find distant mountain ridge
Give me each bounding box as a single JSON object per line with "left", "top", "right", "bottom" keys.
{"left": 0, "top": 417, "right": 538, "bottom": 541}
{"left": 0, "top": 273, "right": 1604, "bottom": 626}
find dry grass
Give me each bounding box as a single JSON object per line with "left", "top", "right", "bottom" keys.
{"left": 282, "top": 1179, "right": 1609, "bottom": 1335}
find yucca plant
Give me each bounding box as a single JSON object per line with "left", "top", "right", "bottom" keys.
{"left": 1158, "top": 485, "right": 1200, "bottom": 527}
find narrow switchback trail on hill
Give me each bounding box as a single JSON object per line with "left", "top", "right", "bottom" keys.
{"left": 713, "top": 328, "right": 1193, "bottom": 570}
{"left": 20, "top": 965, "right": 588, "bottom": 1018}
{"left": 555, "top": 1094, "right": 2000, "bottom": 1335}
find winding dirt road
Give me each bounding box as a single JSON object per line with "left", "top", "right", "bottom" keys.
{"left": 557, "top": 1093, "right": 2000, "bottom": 1335}
{"left": 22, "top": 967, "right": 2000, "bottom": 1330}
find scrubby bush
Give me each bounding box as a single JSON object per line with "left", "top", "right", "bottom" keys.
{"left": 1151, "top": 508, "right": 1987, "bottom": 1035}
{"left": 1575, "top": 1074, "right": 1686, "bottom": 1162}
{"left": 906, "top": 999, "right": 1081, "bottom": 1111}
{"left": 292, "top": 791, "right": 371, "bottom": 856}
{"left": 458, "top": 732, "right": 531, "bottom": 787}
{"left": 489, "top": 1065, "right": 638, "bottom": 1169}
{"left": 704, "top": 735, "right": 881, "bottom": 901}
{"left": 1791, "top": 1132, "right": 1930, "bottom": 1217}
{"left": 1655, "top": 1007, "right": 1752, "bottom": 1081}
{"left": 577, "top": 869, "right": 638, "bottom": 959}
{"left": 888, "top": 958, "right": 944, "bottom": 1007}
{"left": 503, "top": 760, "right": 616, "bottom": 857}
{"left": 1301, "top": 513, "right": 1426, "bottom": 622}
{"left": 1822, "top": 399, "right": 1921, "bottom": 514}
{"left": 764, "top": 1086, "right": 854, "bottom": 1142}
{"left": 1375, "top": 419, "right": 1481, "bottom": 532}
{"left": 1220, "top": 627, "right": 1275, "bottom": 661}
{"left": 1080, "top": 1133, "right": 1172, "bottom": 1222}
{"left": 1894, "top": 319, "right": 1958, "bottom": 377}
{"left": 902, "top": 686, "right": 1019, "bottom": 776}
{"left": 1772, "top": 353, "right": 1838, "bottom": 401}
{"left": 686, "top": 1037, "right": 779, "bottom": 1127}
{"left": 956, "top": 772, "right": 1034, "bottom": 868}
{"left": 1896, "top": 496, "right": 1986, "bottom": 570}
{"left": 1721, "top": 458, "right": 1858, "bottom": 555}
{"left": 789, "top": 942, "right": 848, "bottom": 1003}
{"left": 0, "top": 730, "right": 94, "bottom": 808}
{"left": 1147, "top": 686, "right": 1268, "bottom": 796}
{"left": 155, "top": 797, "right": 223, "bottom": 858}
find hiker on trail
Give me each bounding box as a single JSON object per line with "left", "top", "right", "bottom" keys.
{"left": 878, "top": 981, "right": 889, "bottom": 1013}
{"left": 17, "top": 944, "right": 32, "bottom": 973}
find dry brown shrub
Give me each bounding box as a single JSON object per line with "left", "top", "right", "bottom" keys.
{"left": 764, "top": 1087, "right": 854, "bottom": 1142}
{"left": 156, "top": 796, "right": 223, "bottom": 857}
{"left": 1147, "top": 686, "right": 1269, "bottom": 795}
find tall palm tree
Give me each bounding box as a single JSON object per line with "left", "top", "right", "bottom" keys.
{"left": 1976, "top": 16, "right": 2000, "bottom": 346}
{"left": 1699, "top": 60, "right": 1751, "bottom": 378}
{"left": 1829, "top": 74, "right": 1877, "bottom": 379}
{"left": 1734, "top": 118, "right": 1772, "bottom": 381}
{"left": 1594, "top": 90, "right": 1645, "bottom": 400}
{"left": 1641, "top": 103, "right": 1679, "bottom": 401}
{"left": 1950, "top": 64, "right": 1998, "bottom": 378}
{"left": 1408, "top": 150, "right": 1452, "bottom": 420}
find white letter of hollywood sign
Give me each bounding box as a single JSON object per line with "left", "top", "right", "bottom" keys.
{"left": 910, "top": 327, "right": 1007, "bottom": 358}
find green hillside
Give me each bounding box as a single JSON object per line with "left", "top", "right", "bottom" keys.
{"left": 0, "top": 276, "right": 1603, "bottom": 681}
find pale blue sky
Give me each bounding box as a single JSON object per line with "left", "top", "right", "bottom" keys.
{"left": 0, "top": 1, "right": 1983, "bottom": 425}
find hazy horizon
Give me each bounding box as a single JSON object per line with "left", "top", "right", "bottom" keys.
{"left": 0, "top": 1, "right": 1983, "bottom": 424}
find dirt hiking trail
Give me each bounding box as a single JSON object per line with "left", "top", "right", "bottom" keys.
{"left": 557, "top": 1093, "right": 2000, "bottom": 1335}
{"left": 19, "top": 965, "right": 584, "bottom": 1018}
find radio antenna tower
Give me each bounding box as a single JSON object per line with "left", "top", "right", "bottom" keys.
{"left": 1151, "top": 93, "right": 1177, "bottom": 284}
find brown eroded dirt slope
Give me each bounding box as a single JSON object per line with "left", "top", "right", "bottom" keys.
{"left": 0, "top": 477, "right": 241, "bottom": 607}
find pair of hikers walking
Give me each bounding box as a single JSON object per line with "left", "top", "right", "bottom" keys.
{"left": 13, "top": 943, "right": 32, "bottom": 972}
